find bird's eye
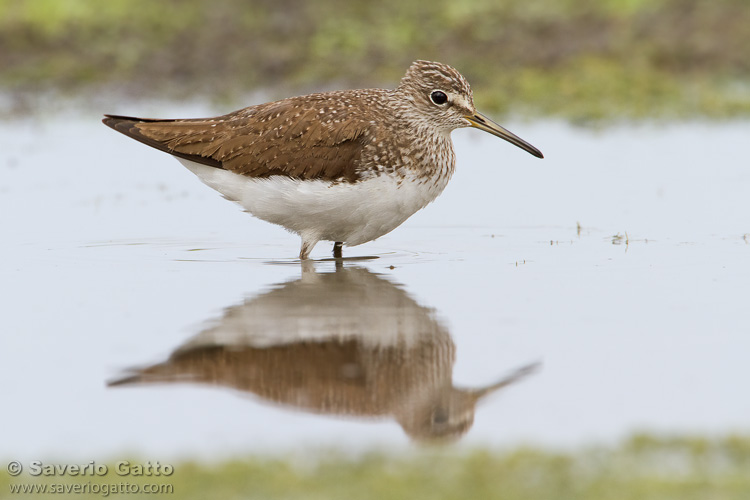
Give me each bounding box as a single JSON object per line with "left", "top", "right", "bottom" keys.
{"left": 430, "top": 91, "right": 448, "bottom": 105}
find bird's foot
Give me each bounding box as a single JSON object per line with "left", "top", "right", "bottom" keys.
{"left": 332, "top": 241, "right": 343, "bottom": 259}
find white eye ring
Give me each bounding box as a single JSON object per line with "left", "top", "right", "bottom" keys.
{"left": 430, "top": 90, "right": 448, "bottom": 105}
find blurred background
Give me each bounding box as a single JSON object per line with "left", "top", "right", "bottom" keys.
{"left": 1, "top": 0, "right": 749, "bottom": 120}
{"left": 1, "top": 1, "right": 749, "bottom": 499}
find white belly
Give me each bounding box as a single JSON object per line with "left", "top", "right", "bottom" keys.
{"left": 178, "top": 159, "right": 451, "bottom": 246}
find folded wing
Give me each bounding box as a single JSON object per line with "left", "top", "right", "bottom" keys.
{"left": 103, "top": 93, "right": 375, "bottom": 182}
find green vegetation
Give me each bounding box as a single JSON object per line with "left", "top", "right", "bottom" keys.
{"left": 3, "top": 435, "right": 750, "bottom": 499}
{"left": 1, "top": 0, "right": 749, "bottom": 121}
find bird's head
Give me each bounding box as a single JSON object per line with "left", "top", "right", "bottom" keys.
{"left": 397, "top": 60, "right": 543, "bottom": 158}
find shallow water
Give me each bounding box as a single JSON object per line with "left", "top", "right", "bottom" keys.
{"left": 1, "top": 109, "right": 748, "bottom": 461}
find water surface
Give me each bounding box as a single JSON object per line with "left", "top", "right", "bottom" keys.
{"left": 1, "top": 111, "right": 748, "bottom": 460}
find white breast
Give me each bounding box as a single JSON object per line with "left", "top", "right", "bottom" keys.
{"left": 178, "top": 158, "right": 452, "bottom": 246}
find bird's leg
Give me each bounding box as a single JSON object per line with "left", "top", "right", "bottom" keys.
{"left": 333, "top": 241, "right": 343, "bottom": 259}
{"left": 300, "top": 259, "right": 316, "bottom": 275}
{"left": 299, "top": 235, "right": 319, "bottom": 260}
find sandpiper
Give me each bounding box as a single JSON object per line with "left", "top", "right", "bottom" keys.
{"left": 103, "top": 60, "right": 543, "bottom": 259}
{"left": 109, "top": 264, "right": 540, "bottom": 441}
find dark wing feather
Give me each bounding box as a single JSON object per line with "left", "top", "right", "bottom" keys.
{"left": 102, "top": 115, "right": 225, "bottom": 169}
{"left": 103, "top": 92, "right": 380, "bottom": 182}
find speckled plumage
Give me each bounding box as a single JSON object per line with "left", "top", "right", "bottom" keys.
{"left": 103, "top": 60, "right": 543, "bottom": 259}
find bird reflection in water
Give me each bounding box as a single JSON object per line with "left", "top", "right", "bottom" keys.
{"left": 110, "top": 263, "right": 539, "bottom": 442}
